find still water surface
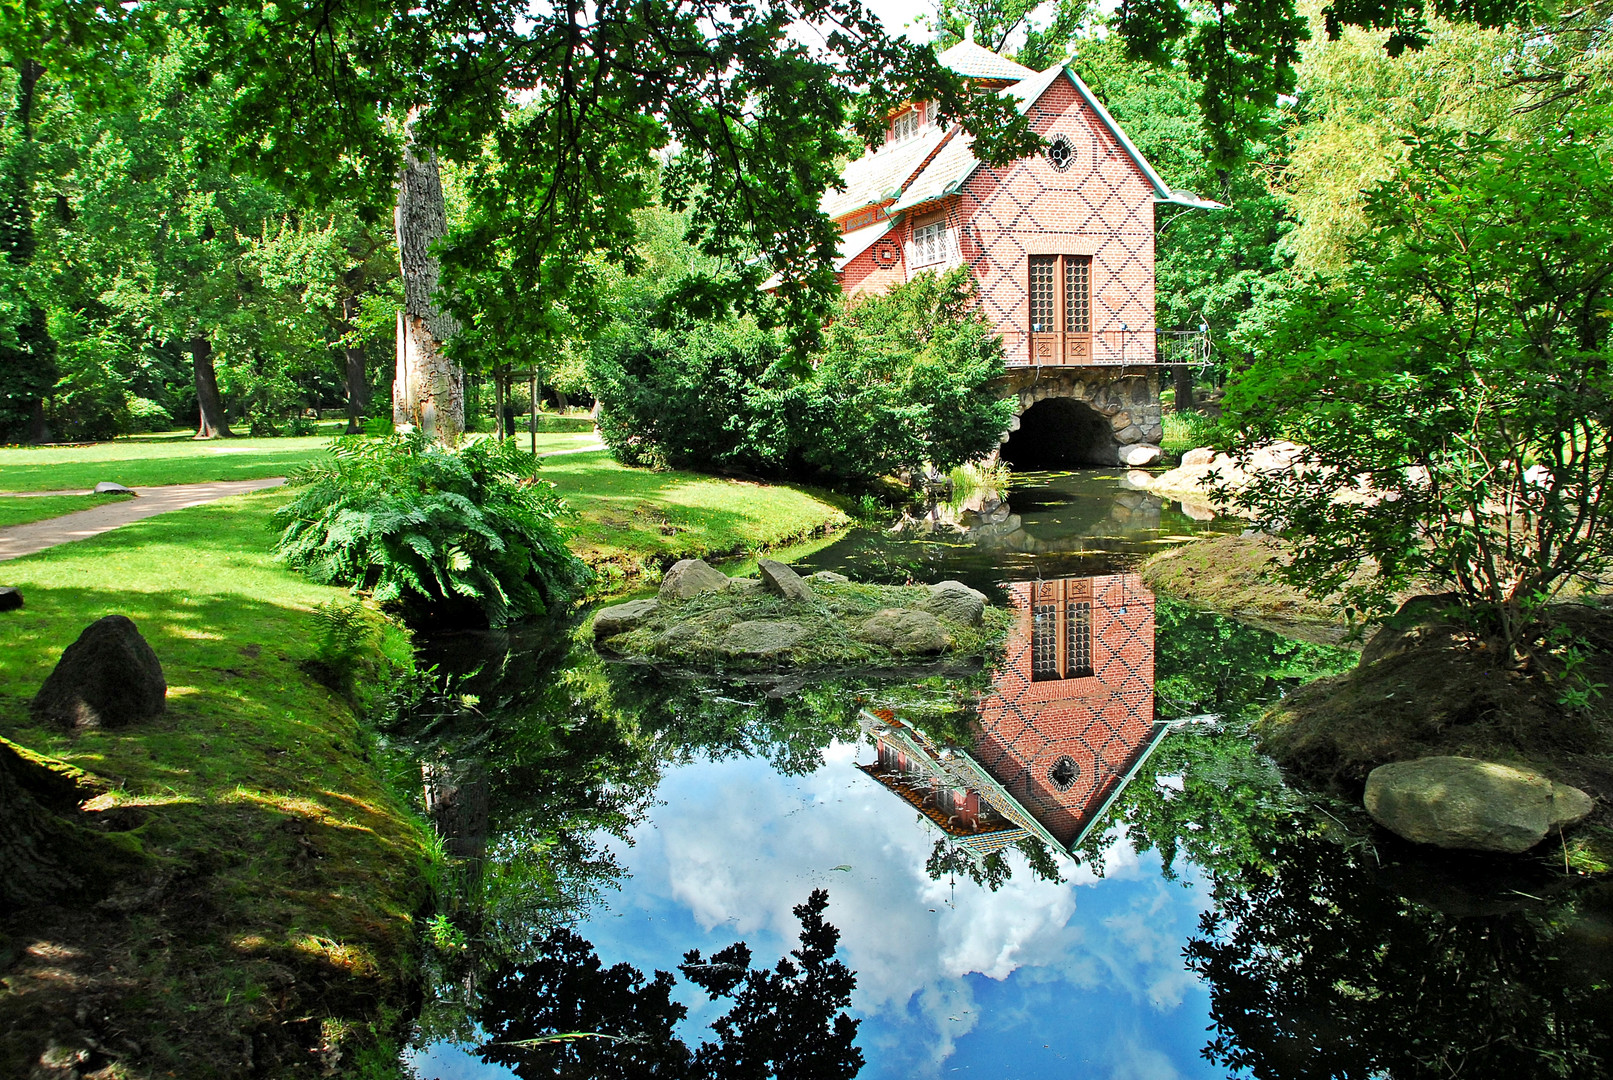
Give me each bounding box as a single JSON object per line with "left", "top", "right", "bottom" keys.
{"left": 403, "top": 472, "right": 1611, "bottom": 1080}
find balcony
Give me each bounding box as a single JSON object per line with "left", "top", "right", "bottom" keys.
{"left": 1004, "top": 328, "right": 1211, "bottom": 368}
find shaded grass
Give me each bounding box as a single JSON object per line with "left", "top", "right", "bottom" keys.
{"left": 600, "top": 580, "right": 1014, "bottom": 671}
{"left": 0, "top": 490, "right": 429, "bottom": 1077}
{"left": 542, "top": 450, "right": 850, "bottom": 584}
{"left": 0, "top": 492, "right": 131, "bottom": 527}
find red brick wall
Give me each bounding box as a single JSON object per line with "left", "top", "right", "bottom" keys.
{"left": 958, "top": 77, "right": 1157, "bottom": 365}
{"left": 973, "top": 574, "right": 1156, "bottom": 848}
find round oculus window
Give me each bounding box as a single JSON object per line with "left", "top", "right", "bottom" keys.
{"left": 1049, "top": 755, "right": 1080, "bottom": 791}
{"left": 1046, "top": 134, "right": 1075, "bottom": 172}
{"left": 874, "top": 239, "right": 899, "bottom": 266}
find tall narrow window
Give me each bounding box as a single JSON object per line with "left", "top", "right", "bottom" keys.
{"left": 1031, "top": 603, "right": 1059, "bottom": 681}
{"left": 1066, "top": 601, "right": 1093, "bottom": 678}
{"left": 1064, "top": 257, "right": 1090, "bottom": 334}
{"left": 1029, "top": 255, "right": 1093, "bottom": 364}
{"left": 1029, "top": 256, "right": 1056, "bottom": 333}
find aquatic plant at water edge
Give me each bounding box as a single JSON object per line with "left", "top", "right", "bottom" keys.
{"left": 274, "top": 433, "right": 591, "bottom": 626}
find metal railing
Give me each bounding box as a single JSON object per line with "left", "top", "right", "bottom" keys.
{"left": 1004, "top": 328, "right": 1211, "bottom": 367}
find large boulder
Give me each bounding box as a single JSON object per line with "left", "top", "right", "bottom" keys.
{"left": 1118, "top": 443, "right": 1162, "bottom": 467}
{"left": 921, "top": 580, "right": 986, "bottom": 627}
{"left": 1363, "top": 756, "right": 1595, "bottom": 854}
{"left": 1180, "top": 447, "right": 1215, "bottom": 466}
{"left": 592, "top": 598, "right": 659, "bottom": 640}
{"left": 808, "top": 571, "right": 849, "bottom": 584}
{"left": 856, "top": 608, "right": 950, "bottom": 655}
{"left": 31, "top": 615, "right": 166, "bottom": 729}
{"left": 721, "top": 620, "right": 807, "bottom": 658}
{"left": 0, "top": 586, "right": 22, "bottom": 612}
{"left": 659, "top": 558, "right": 729, "bottom": 601}
{"left": 757, "top": 559, "right": 814, "bottom": 603}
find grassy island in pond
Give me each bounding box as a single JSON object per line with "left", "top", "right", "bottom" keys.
{"left": 592, "top": 560, "right": 1012, "bottom": 671}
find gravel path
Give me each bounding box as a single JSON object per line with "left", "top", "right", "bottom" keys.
{"left": 0, "top": 478, "right": 285, "bottom": 562}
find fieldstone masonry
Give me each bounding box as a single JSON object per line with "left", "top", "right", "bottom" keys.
{"left": 999, "top": 366, "right": 1164, "bottom": 463}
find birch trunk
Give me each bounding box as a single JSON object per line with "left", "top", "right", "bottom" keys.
{"left": 393, "top": 133, "right": 462, "bottom": 442}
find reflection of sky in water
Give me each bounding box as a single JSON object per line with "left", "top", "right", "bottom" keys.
{"left": 411, "top": 743, "right": 1226, "bottom": 1080}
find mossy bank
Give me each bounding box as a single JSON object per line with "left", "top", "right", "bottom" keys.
{"left": 0, "top": 491, "right": 431, "bottom": 1078}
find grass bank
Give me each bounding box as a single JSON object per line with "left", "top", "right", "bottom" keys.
{"left": 542, "top": 450, "right": 850, "bottom": 588}
{"left": 1140, "top": 534, "right": 1363, "bottom": 644}
{"left": 0, "top": 491, "right": 430, "bottom": 1078}
{"left": 0, "top": 492, "right": 131, "bottom": 527}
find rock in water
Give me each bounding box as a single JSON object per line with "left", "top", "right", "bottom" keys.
{"left": 31, "top": 615, "right": 166, "bottom": 729}
{"left": 0, "top": 586, "right": 22, "bottom": 611}
{"left": 757, "top": 559, "right": 814, "bottom": 602}
{"left": 659, "top": 559, "right": 729, "bottom": 601}
{"left": 921, "top": 581, "right": 986, "bottom": 626}
{"left": 721, "top": 620, "right": 807, "bottom": 658}
{"left": 592, "top": 598, "right": 659, "bottom": 640}
{"left": 1364, "top": 756, "right": 1595, "bottom": 854}
{"left": 93, "top": 482, "right": 135, "bottom": 495}
{"left": 1118, "top": 443, "right": 1163, "bottom": 467}
{"left": 856, "top": 609, "right": 950, "bottom": 655}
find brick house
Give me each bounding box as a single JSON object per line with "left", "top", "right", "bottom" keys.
{"left": 857, "top": 573, "right": 1165, "bottom": 861}
{"left": 824, "top": 40, "right": 1216, "bottom": 466}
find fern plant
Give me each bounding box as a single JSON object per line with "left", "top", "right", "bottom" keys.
{"left": 274, "top": 434, "right": 591, "bottom": 626}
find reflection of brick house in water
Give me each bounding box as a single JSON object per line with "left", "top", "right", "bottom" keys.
{"left": 858, "top": 574, "right": 1163, "bottom": 859}
{"left": 820, "top": 39, "right": 1217, "bottom": 466}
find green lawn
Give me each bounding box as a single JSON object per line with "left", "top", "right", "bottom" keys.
{"left": 0, "top": 430, "right": 598, "bottom": 493}
{"left": 0, "top": 490, "right": 428, "bottom": 1076}
{"left": 0, "top": 435, "right": 334, "bottom": 491}
{"left": 540, "top": 449, "right": 850, "bottom": 579}
{"left": 0, "top": 492, "right": 132, "bottom": 527}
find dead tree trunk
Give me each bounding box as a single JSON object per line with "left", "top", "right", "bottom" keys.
{"left": 393, "top": 131, "right": 461, "bottom": 443}
{"left": 192, "top": 335, "right": 232, "bottom": 439}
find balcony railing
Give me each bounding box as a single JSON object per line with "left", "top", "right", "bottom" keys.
{"left": 1005, "top": 328, "right": 1211, "bottom": 367}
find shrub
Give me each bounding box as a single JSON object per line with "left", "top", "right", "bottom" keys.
{"left": 589, "top": 268, "right": 1013, "bottom": 485}
{"left": 274, "top": 433, "right": 591, "bottom": 626}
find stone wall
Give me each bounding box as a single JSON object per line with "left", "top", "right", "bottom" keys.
{"left": 999, "top": 366, "right": 1163, "bottom": 460}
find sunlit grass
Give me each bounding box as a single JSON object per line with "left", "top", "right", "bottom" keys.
{"left": 0, "top": 492, "right": 133, "bottom": 526}
{"left": 541, "top": 449, "right": 850, "bottom": 578}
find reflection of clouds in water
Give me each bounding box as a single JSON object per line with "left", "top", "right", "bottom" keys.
{"left": 587, "top": 743, "right": 1218, "bottom": 1078}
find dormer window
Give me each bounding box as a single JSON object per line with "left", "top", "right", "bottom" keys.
{"left": 890, "top": 107, "right": 921, "bottom": 143}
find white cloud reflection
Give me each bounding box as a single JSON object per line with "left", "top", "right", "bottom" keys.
{"left": 579, "top": 740, "right": 1219, "bottom": 1079}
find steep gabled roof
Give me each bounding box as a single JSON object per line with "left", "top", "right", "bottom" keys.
{"left": 821, "top": 121, "right": 950, "bottom": 222}
{"left": 935, "top": 39, "right": 1036, "bottom": 82}
{"left": 866, "top": 62, "right": 1223, "bottom": 218}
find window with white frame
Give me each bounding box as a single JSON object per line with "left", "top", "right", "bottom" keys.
{"left": 890, "top": 108, "right": 920, "bottom": 143}
{"left": 911, "top": 218, "right": 947, "bottom": 266}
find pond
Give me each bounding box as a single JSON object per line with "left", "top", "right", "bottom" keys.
{"left": 400, "top": 471, "right": 1613, "bottom": 1080}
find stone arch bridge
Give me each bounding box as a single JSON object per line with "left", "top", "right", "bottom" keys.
{"left": 996, "top": 366, "right": 1164, "bottom": 469}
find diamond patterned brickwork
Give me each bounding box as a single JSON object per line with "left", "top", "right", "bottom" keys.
{"left": 840, "top": 75, "right": 1158, "bottom": 369}
{"left": 960, "top": 77, "right": 1156, "bottom": 365}
{"left": 972, "top": 574, "right": 1157, "bottom": 848}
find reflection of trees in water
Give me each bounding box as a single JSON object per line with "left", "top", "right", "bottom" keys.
{"left": 476, "top": 889, "right": 862, "bottom": 1080}
{"left": 1188, "top": 830, "right": 1613, "bottom": 1079}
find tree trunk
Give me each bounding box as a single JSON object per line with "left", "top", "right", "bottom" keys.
{"left": 1173, "top": 363, "right": 1194, "bottom": 414}
{"left": 192, "top": 335, "right": 232, "bottom": 438}
{"left": 340, "top": 297, "right": 368, "bottom": 434}
{"left": 393, "top": 130, "right": 461, "bottom": 443}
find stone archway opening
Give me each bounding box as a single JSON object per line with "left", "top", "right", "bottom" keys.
{"left": 1001, "top": 397, "right": 1117, "bottom": 469}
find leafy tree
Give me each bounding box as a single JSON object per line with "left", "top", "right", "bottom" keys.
{"left": 926, "top": 0, "right": 1092, "bottom": 69}
{"left": 1221, "top": 102, "right": 1613, "bottom": 656}
{"left": 474, "top": 889, "right": 861, "bottom": 1080}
